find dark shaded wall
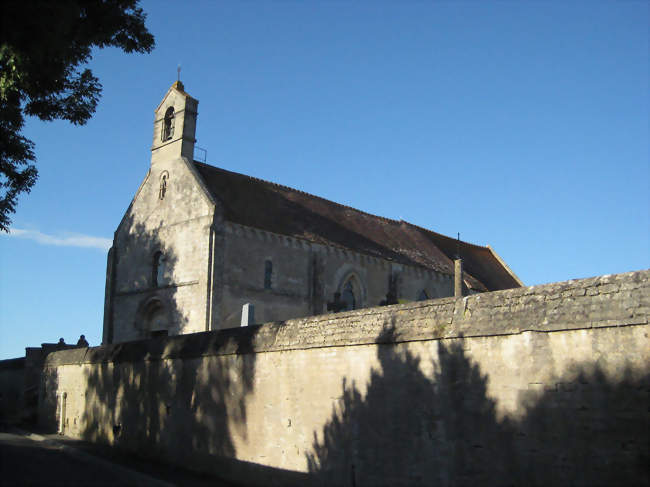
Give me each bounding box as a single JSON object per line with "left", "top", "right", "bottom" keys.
{"left": 41, "top": 270, "right": 649, "bottom": 486}
{"left": 0, "top": 358, "right": 25, "bottom": 423}
{"left": 0, "top": 343, "right": 79, "bottom": 425}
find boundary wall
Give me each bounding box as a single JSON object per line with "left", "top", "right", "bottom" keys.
{"left": 0, "top": 342, "right": 80, "bottom": 424}
{"left": 40, "top": 270, "right": 649, "bottom": 486}
{"left": 0, "top": 358, "right": 25, "bottom": 422}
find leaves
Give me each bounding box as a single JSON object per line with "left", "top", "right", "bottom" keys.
{"left": 0, "top": 0, "right": 155, "bottom": 231}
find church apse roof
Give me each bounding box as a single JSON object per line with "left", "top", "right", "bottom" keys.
{"left": 194, "top": 161, "right": 522, "bottom": 292}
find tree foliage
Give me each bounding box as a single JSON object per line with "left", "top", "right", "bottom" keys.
{"left": 0, "top": 1, "right": 155, "bottom": 231}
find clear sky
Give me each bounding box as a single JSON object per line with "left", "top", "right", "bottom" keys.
{"left": 1, "top": 1, "right": 648, "bottom": 359}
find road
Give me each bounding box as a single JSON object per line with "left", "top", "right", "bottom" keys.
{"left": 0, "top": 430, "right": 237, "bottom": 486}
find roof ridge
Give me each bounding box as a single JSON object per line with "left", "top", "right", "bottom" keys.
{"left": 194, "top": 161, "right": 404, "bottom": 225}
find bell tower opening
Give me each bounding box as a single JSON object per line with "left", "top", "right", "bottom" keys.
{"left": 162, "top": 107, "right": 175, "bottom": 141}
{"left": 151, "top": 80, "right": 199, "bottom": 165}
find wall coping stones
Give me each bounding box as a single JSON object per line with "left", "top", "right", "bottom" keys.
{"left": 45, "top": 269, "right": 649, "bottom": 367}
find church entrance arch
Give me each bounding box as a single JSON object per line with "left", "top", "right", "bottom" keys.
{"left": 136, "top": 296, "right": 172, "bottom": 338}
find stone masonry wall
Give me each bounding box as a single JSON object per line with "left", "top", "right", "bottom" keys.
{"left": 43, "top": 270, "right": 649, "bottom": 486}
{"left": 107, "top": 156, "right": 216, "bottom": 342}
{"left": 220, "top": 221, "right": 453, "bottom": 329}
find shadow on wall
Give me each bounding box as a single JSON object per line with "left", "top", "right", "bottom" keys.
{"left": 79, "top": 337, "right": 258, "bottom": 476}
{"left": 109, "top": 215, "right": 188, "bottom": 341}
{"left": 307, "top": 322, "right": 649, "bottom": 487}
{"left": 38, "top": 365, "right": 59, "bottom": 430}
{"left": 80, "top": 216, "right": 259, "bottom": 475}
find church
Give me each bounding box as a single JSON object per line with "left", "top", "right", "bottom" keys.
{"left": 102, "top": 82, "right": 522, "bottom": 344}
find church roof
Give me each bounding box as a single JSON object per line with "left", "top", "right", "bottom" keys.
{"left": 194, "top": 162, "right": 522, "bottom": 291}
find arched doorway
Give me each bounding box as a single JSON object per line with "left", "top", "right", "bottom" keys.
{"left": 137, "top": 297, "right": 171, "bottom": 338}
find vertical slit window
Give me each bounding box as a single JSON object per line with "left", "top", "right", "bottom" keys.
{"left": 153, "top": 251, "right": 166, "bottom": 287}
{"left": 264, "top": 260, "right": 273, "bottom": 289}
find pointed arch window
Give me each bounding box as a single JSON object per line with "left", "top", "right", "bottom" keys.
{"left": 341, "top": 278, "right": 356, "bottom": 311}
{"left": 417, "top": 289, "right": 429, "bottom": 301}
{"left": 162, "top": 107, "right": 175, "bottom": 141}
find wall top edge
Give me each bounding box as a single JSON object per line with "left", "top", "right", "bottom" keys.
{"left": 45, "top": 269, "right": 649, "bottom": 367}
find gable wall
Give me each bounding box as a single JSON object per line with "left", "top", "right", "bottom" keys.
{"left": 108, "top": 157, "right": 216, "bottom": 342}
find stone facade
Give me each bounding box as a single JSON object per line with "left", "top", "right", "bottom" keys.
{"left": 103, "top": 82, "right": 521, "bottom": 344}
{"left": 43, "top": 270, "right": 649, "bottom": 486}
{"left": 218, "top": 223, "right": 455, "bottom": 329}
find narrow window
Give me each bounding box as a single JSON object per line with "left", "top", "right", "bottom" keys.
{"left": 342, "top": 279, "right": 356, "bottom": 311}
{"left": 153, "top": 251, "right": 166, "bottom": 287}
{"left": 264, "top": 260, "right": 273, "bottom": 289}
{"left": 162, "top": 107, "right": 175, "bottom": 141}
{"left": 159, "top": 172, "right": 168, "bottom": 200}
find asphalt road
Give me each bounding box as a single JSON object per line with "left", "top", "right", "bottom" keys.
{"left": 0, "top": 431, "right": 238, "bottom": 486}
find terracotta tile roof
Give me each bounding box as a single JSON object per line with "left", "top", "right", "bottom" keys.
{"left": 194, "top": 162, "right": 522, "bottom": 291}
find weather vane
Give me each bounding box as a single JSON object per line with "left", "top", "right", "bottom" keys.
{"left": 177, "top": 64, "right": 181, "bottom": 82}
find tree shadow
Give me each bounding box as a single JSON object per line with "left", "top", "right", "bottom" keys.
{"left": 514, "top": 365, "right": 649, "bottom": 486}
{"left": 42, "top": 212, "right": 259, "bottom": 480}
{"left": 37, "top": 363, "right": 59, "bottom": 430}
{"left": 79, "top": 331, "right": 257, "bottom": 476}
{"left": 105, "top": 213, "right": 190, "bottom": 343}
{"left": 307, "top": 322, "right": 649, "bottom": 486}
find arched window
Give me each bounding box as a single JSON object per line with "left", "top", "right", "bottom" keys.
{"left": 417, "top": 289, "right": 429, "bottom": 301}
{"left": 162, "top": 106, "right": 175, "bottom": 141}
{"left": 153, "top": 251, "right": 166, "bottom": 287}
{"left": 264, "top": 260, "right": 273, "bottom": 289}
{"left": 159, "top": 171, "right": 169, "bottom": 200}
{"left": 341, "top": 278, "right": 356, "bottom": 311}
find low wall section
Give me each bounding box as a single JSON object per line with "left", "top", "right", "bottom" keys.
{"left": 0, "top": 358, "right": 25, "bottom": 423}
{"left": 41, "top": 270, "right": 649, "bottom": 486}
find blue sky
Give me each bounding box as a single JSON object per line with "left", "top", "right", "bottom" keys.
{"left": 1, "top": 1, "right": 648, "bottom": 358}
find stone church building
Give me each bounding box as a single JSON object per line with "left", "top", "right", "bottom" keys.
{"left": 102, "top": 82, "right": 522, "bottom": 344}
